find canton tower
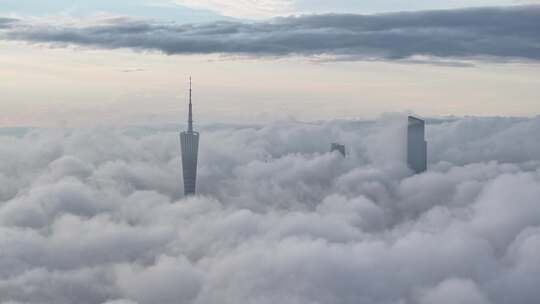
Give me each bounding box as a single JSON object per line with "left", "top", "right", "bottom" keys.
{"left": 180, "top": 77, "right": 200, "bottom": 196}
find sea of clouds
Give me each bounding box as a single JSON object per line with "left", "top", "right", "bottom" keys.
{"left": 1, "top": 115, "right": 539, "bottom": 304}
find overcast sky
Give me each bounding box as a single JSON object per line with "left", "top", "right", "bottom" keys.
{"left": 3, "top": 0, "right": 540, "bottom": 19}
{"left": 1, "top": 1, "right": 539, "bottom": 127}
{"left": 2, "top": 3, "right": 540, "bottom": 303}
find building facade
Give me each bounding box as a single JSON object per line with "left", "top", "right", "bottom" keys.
{"left": 407, "top": 116, "right": 427, "bottom": 174}
{"left": 331, "top": 143, "right": 346, "bottom": 157}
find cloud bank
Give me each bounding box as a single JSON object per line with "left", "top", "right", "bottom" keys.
{"left": 1, "top": 115, "right": 540, "bottom": 304}
{"left": 1, "top": 5, "right": 540, "bottom": 61}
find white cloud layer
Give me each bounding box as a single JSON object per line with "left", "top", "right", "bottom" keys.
{"left": 1, "top": 115, "right": 540, "bottom": 303}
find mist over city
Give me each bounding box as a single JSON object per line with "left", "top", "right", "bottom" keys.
{"left": 1, "top": 1, "right": 540, "bottom": 304}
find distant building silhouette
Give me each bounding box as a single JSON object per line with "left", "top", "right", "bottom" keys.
{"left": 407, "top": 116, "right": 427, "bottom": 174}
{"left": 180, "top": 78, "right": 199, "bottom": 196}
{"left": 331, "top": 143, "right": 346, "bottom": 157}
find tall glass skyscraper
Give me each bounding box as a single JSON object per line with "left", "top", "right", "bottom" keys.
{"left": 180, "top": 78, "right": 199, "bottom": 196}
{"left": 407, "top": 116, "right": 427, "bottom": 174}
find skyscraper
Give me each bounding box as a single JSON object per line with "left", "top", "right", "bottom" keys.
{"left": 331, "top": 143, "right": 346, "bottom": 157}
{"left": 180, "top": 78, "right": 200, "bottom": 196}
{"left": 407, "top": 116, "right": 427, "bottom": 174}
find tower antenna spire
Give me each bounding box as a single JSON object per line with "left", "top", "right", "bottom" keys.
{"left": 188, "top": 76, "right": 193, "bottom": 133}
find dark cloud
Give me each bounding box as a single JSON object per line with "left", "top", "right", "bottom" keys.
{"left": 1, "top": 6, "right": 540, "bottom": 61}
{"left": 1, "top": 115, "right": 540, "bottom": 303}
{"left": 0, "top": 17, "right": 18, "bottom": 29}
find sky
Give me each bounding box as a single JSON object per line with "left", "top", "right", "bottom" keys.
{"left": 2, "top": 0, "right": 540, "bottom": 19}
{"left": 2, "top": 2, "right": 540, "bottom": 303}
{"left": 0, "top": 0, "right": 539, "bottom": 126}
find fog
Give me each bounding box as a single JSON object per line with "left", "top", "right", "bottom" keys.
{"left": 1, "top": 115, "right": 539, "bottom": 304}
